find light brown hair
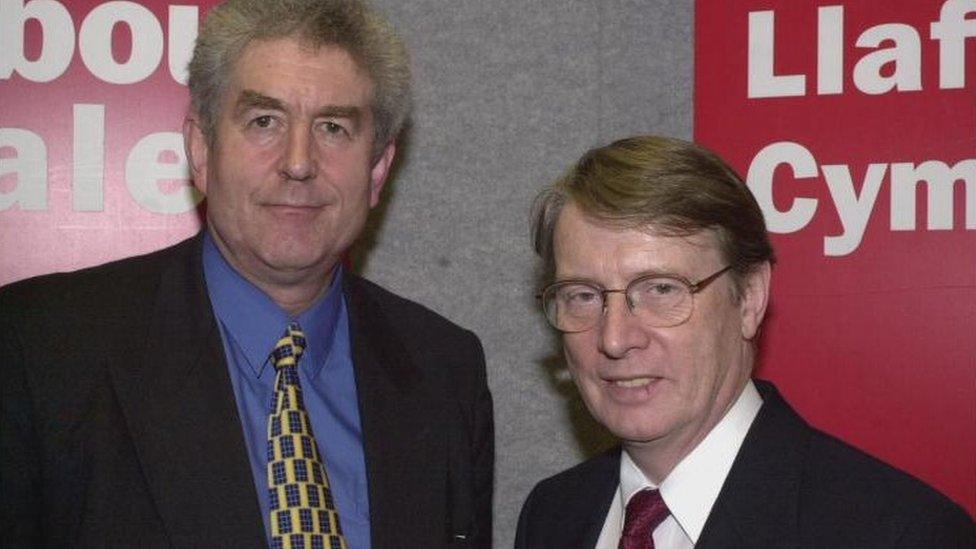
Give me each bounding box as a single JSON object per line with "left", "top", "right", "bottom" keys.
{"left": 532, "top": 135, "right": 775, "bottom": 292}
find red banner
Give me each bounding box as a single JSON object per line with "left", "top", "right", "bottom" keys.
{"left": 697, "top": 0, "right": 975, "bottom": 514}
{"left": 0, "top": 1, "right": 222, "bottom": 284}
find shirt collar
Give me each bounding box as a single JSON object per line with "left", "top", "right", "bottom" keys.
{"left": 202, "top": 231, "right": 344, "bottom": 379}
{"left": 619, "top": 380, "right": 762, "bottom": 543}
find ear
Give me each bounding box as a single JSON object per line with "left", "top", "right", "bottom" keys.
{"left": 183, "top": 116, "right": 210, "bottom": 194}
{"left": 368, "top": 140, "right": 396, "bottom": 207}
{"left": 739, "top": 261, "right": 771, "bottom": 340}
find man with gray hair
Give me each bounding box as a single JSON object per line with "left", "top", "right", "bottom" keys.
{"left": 0, "top": 1, "right": 492, "bottom": 547}
{"left": 515, "top": 135, "right": 973, "bottom": 548}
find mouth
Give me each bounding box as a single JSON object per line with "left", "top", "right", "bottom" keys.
{"left": 266, "top": 202, "right": 322, "bottom": 209}
{"left": 601, "top": 375, "right": 664, "bottom": 402}
{"left": 611, "top": 377, "right": 657, "bottom": 388}
{"left": 264, "top": 203, "right": 324, "bottom": 216}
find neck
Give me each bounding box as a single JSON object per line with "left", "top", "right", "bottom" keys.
{"left": 258, "top": 276, "right": 334, "bottom": 316}
{"left": 209, "top": 232, "right": 337, "bottom": 317}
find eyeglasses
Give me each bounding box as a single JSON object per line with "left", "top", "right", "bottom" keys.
{"left": 539, "top": 265, "right": 732, "bottom": 333}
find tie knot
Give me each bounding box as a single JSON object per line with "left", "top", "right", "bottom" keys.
{"left": 620, "top": 489, "right": 669, "bottom": 546}
{"left": 271, "top": 322, "right": 306, "bottom": 370}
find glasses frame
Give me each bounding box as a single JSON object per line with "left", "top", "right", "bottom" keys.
{"left": 539, "top": 265, "right": 733, "bottom": 333}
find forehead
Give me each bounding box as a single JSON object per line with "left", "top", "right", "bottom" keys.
{"left": 224, "top": 36, "right": 373, "bottom": 107}
{"left": 552, "top": 202, "right": 722, "bottom": 281}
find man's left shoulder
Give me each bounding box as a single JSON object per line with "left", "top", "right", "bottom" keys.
{"left": 802, "top": 422, "right": 976, "bottom": 547}
{"left": 744, "top": 381, "right": 974, "bottom": 545}
{"left": 804, "top": 426, "right": 974, "bottom": 535}
{"left": 343, "top": 273, "right": 483, "bottom": 354}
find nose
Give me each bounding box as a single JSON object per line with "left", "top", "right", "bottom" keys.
{"left": 597, "top": 292, "right": 650, "bottom": 359}
{"left": 279, "top": 125, "right": 317, "bottom": 182}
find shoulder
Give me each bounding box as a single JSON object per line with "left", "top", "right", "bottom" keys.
{"left": 516, "top": 448, "right": 619, "bottom": 547}
{"left": 0, "top": 235, "right": 205, "bottom": 419}
{"left": 752, "top": 381, "right": 974, "bottom": 544}
{"left": 519, "top": 448, "right": 618, "bottom": 523}
{"left": 0, "top": 235, "right": 203, "bottom": 372}
{"left": 528, "top": 447, "right": 619, "bottom": 500}
{"left": 802, "top": 426, "right": 974, "bottom": 544}
{"left": 0, "top": 235, "right": 200, "bottom": 319}
{"left": 343, "top": 273, "right": 482, "bottom": 350}
{"left": 342, "top": 273, "right": 488, "bottom": 406}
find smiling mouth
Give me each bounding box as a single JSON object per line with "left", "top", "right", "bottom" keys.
{"left": 610, "top": 377, "right": 659, "bottom": 388}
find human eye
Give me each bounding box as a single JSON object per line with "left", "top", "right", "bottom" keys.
{"left": 632, "top": 277, "right": 684, "bottom": 299}
{"left": 317, "top": 120, "right": 351, "bottom": 141}
{"left": 558, "top": 284, "right": 601, "bottom": 308}
{"left": 246, "top": 113, "right": 279, "bottom": 130}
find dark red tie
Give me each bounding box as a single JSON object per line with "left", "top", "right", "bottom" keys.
{"left": 619, "top": 488, "right": 670, "bottom": 549}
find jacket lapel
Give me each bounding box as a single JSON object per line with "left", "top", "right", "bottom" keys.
{"left": 107, "top": 235, "right": 265, "bottom": 547}
{"left": 575, "top": 450, "right": 620, "bottom": 548}
{"left": 697, "top": 380, "right": 805, "bottom": 549}
{"left": 344, "top": 275, "right": 449, "bottom": 547}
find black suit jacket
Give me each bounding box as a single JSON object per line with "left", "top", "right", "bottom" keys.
{"left": 515, "top": 381, "right": 974, "bottom": 548}
{"left": 0, "top": 235, "right": 493, "bottom": 548}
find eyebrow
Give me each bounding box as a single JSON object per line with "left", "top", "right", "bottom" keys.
{"left": 552, "top": 268, "right": 685, "bottom": 288}
{"left": 235, "top": 90, "right": 364, "bottom": 122}
{"left": 235, "top": 90, "right": 285, "bottom": 113}
{"left": 315, "top": 105, "right": 363, "bottom": 120}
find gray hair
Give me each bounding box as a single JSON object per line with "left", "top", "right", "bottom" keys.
{"left": 187, "top": 0, "right": 411, "bottom": 156}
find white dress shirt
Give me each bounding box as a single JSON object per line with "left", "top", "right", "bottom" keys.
{"left": 595, "top": 381, "right": 763, "bottom": 549}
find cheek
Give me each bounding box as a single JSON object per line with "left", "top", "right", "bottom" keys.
{"left": 334, "top": 165, "right": 376, "bottom": 199}
{"left": 562, "top": 335, "right": 596, "bottom": 372}
{"left": 669, "top": 321, "right": 738, "bottom": 396}
{"left": 209, "top": 182, "right": 247, "bottom": 214}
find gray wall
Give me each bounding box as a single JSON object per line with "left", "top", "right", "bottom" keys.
{"left": 357, "top": 2, "right": 693, "bottom": 546}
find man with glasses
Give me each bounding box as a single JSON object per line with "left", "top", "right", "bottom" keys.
{"left": 515, "top": 136, "right": 973, "bottom": 548}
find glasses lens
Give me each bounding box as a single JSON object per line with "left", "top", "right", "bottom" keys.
{"left": 544, "top": 282, "right": 603, "bottom": 332}
{"left": 627, "top": 276, "right": 694, "bottom": 327}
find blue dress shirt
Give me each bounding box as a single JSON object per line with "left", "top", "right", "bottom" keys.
{"left": 203, "top": 233, "right": 371, "bottom": 549}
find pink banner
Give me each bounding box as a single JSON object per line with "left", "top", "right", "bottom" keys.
{"left": 0, "top": 1, "right": 223, "bottom": 284}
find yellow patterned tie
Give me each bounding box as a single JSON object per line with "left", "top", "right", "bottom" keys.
{"left": 268, "top": 323, "right": 348, "bottom": 549}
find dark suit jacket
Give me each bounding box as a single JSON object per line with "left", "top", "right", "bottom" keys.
{"left": 515, "top": 381, "right": 974, "bottom": 548}
{"left": 0, "top": 235, "right": 493, "bottom": 548}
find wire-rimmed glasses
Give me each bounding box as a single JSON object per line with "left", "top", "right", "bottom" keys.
{"left": 540, "top": 266, "right": 732, "bottom": 333}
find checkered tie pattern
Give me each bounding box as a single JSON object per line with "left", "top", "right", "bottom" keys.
{"left": 267, "top": 323, "right": 348, "bottom": 549}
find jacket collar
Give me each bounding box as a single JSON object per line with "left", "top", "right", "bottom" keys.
{"left": 697, "top": 380, "right": 807, "bottom": 549}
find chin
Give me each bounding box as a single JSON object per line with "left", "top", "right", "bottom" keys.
{"left": 594, "top": 411, "right": 668, "bottom": 445}
{"left": 612, "top": 426, "right": 669, "bottom": 446}
{"left": 253, "top": 249, "right": 321, "bottom": 272}
{"left": 598, "top": 409, "right": 675, "bottom": 444}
